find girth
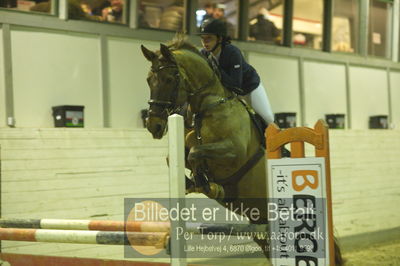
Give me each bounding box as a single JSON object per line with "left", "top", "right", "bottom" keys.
{"left": 217, "top": 146, "right": 265, "bottom": 186}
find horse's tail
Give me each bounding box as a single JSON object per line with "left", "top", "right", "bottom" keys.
{"left": 334, "top": 236, "right": 345, "bottom": 266}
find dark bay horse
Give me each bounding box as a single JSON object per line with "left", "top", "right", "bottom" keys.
{"left": 141, "top": 37, "right": 343, "bottom": 264}
{"left": 141, "top": 39, "right": 267, "bottom": 203}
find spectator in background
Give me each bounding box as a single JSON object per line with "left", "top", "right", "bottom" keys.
{"left": 293, "top": 33, "right": 307, "bottom": 46}
{"left": 159, "top": 0, "right": 184, "bottom": 31}
{"left": 102, "top": 0, "right": 123, "bottom": 23}
{"left": 80, "top": 1, "right": 93, "bottom": 16}
{"left": 212, "top": 3, "right": 235, "bottom": 38}
{"left": 249, "top": 8, "right": 279, "bottom": 43}
{"left": 30, "top": 0, "right": 101, "bottom": 19}
{"left": 0, "top": 0, "right": 17, "bottom": 8}
{"left": 202, "top": 2, "right": 216, "bottom": 22}
{"left": 92, "top": 0, "right": 110, "bottom": 16}
{"left": 138, "top": 3, "right": 150, "bottom": 28}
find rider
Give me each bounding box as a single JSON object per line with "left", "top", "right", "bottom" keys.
{"left": 198, "top": 18, "right": 274, "bottom": 125}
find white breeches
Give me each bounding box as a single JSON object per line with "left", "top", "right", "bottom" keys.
{"left": 249, "top": 82, "right": 274, "bottom": 124}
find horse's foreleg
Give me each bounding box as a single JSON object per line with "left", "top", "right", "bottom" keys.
{"left": 187, "top": 139, "right": 238, "bottom": 177}
{"left": 166, "top": 146, "right": 191, "bottom": 168}
{"left": 187, "top": 139, "right": 239, "bottom": 200}
{"left": 187, "top": 139, "right": 238, "bottom": 161}
{"left": 166, "top": 146, "right": 197, "bottom": 193}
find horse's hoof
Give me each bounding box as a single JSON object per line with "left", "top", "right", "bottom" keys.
{"left": 207, "top": 182, "right": 225, "bottom": 200}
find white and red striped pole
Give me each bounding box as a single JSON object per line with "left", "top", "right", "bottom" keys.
{"left": 0, "top": 227, "right": 168, "bottom": 248}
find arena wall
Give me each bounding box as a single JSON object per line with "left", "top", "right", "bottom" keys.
{"left": 390, "top": 71, "right": 400, "bottom": 125}
{"left": 1, "top": 27, "right": 399, "bottom": 130}
{"left": 0, "top": 128, "right": 169, "bottom": 262}
{"left": 0, "top": 27, "right": 6, "bottom": 127}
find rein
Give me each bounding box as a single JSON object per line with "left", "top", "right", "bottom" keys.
{"left": 147, "top": 63, "right": 218, "bottom": 119}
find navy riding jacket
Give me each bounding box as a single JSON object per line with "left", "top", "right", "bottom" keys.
{"left": 201, "top": 43, "right": 260, "bottom": 95}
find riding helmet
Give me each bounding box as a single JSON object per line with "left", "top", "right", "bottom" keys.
{"left": 198, "top": 19, "right": 228, "bottom": 37}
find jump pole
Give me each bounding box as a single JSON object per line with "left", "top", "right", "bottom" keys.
{"left": 167, "top": 114, "right": 187, "bottom": 266}
{"left": 0, "top": 228, "right": 167, "bottom": 247}
{"left": 0, "top": 218, "right": 268, "bottom": 235}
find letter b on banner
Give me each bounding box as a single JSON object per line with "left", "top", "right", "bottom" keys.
{"left": 292, "top": 170, "right": 319, "bottom": 191}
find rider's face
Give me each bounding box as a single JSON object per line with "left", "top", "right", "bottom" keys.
{"left": 201, "top": 34, "right": 219, "bottom": 52}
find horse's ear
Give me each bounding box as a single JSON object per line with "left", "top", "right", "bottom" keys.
{"left": 160, "top": 43, "right": 175, "bottom": 63}
{"left": 141, "top": 45, "right": 157, "bottom": 62}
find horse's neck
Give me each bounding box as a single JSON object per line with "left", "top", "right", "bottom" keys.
{"left": 179, "top": 57, "right": 230, "bottom": 114}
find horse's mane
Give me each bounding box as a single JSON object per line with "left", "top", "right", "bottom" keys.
{"left": 167, "top": 33, "right": 205, "bottom": 59}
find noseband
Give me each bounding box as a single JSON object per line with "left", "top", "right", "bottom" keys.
{"left": 147, "top": 64, "right": 181, "bottom": 118}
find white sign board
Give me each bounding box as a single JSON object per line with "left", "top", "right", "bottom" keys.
{"left": 267, "top": 157, "right": 331, "bottom": 266}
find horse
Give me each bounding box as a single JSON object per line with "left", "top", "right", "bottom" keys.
{"left": 141, "top": 36, "right": 343, "bottom": 265}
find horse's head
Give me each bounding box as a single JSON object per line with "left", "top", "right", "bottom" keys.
{"left": 141, "top": 44, "right": 188, "bottom": 139}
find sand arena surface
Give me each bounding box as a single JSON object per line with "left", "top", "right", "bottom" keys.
{"left": 342, "top": 240, "right": 400, "bottom": 266}
{"left": 191, "top": 239, "right": 400, "bottom": 265}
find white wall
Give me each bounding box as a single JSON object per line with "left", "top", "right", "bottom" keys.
{"left": 7, "top": 27, "right": 161, "bottom": 129}
{"left": 248, "top": 53, "right": 301, "bottom": 126}
{"left": 349, "top": 66, "right": 389, "bottom": 129}
{"left": 107, "top": 37, "right": 158, "bottom": 128}
{"left": 303, "top": 61, "right": 347, "bottom": 127}
{"left": 1, "top": 27, "right": 399, "bottom": 130}
{"left": 11, "top": 27, "right": 103, "bottom": 128}
{"left": 390, "top": 71, "right": 400, "bottom": 129}
{"left": 0, "top": 27, "right": 5, "bottom": 127}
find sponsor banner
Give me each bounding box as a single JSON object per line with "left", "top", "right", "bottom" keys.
{"left": 267, "top": 157, "right": 331, "bottom": 266}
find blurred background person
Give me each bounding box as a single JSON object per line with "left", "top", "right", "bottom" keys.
{"left": 30, "top": 0, "right": 101, "bottom": 19}
{"left": 80, "top": 1, "right": 93, "bottom": 16}
{"left": 137, "top": 3, "right": 150, "bottom": 28}
{"left": 212, "top": 3, "right": 235, "bottom": 38}
{"left": 92, "top": 0, "right": 110, "bottom": 16}
{"left": 102, "top": 0, "right": 123, "bottom": 23}
{"left": 202, "top": 1, "right": 216, "bottom": 22}
{"left": 159, "top": 0, "right": 184, "bottom": 31}
{"left": 212, "top": 3, "right": 225, "bottom": 19}
{"left": 0, "top": 0, "right": 17, "bottom": 8}
{"left": 249, "top": 8, "right": 280, "bottom": 43}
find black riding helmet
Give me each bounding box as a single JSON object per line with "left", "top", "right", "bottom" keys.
{"left": 198, "top": 18, "right": 228, "bottom": 37}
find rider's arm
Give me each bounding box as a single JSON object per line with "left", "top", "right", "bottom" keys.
{"left": 219, "top": 47, "right": 245, "bottom": 94}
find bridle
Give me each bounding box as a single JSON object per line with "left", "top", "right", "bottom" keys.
{"left": 147, "top": 64, "right": 182, "bottom": 119}
{"left": 147, "top": 62, "right": 217, "bottom": 119}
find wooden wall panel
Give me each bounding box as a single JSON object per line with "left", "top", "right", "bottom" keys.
{"left": 0, "top": 128, "right": 169, "bottom": 261}
{"left": 312, "top": 130, "right": 400, "bottom": 237}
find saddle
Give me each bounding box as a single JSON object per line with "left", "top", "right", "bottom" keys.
{"left": 237, "top": 98, "right": 266, "bottom": 147}
{"left": 238, "top": 98, "right": 291, "bottom": 158}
